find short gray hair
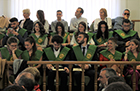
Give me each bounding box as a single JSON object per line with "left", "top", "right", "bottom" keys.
{"left": 101, "top": 68, "right": 117, "bottom": 78}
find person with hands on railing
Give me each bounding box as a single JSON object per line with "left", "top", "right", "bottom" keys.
{"left": 21, "top": 36, "right": 43, "bottom": 69}
{"left": 43, "top": 35, "right": 71, "bottom": 91}
{"left": 72, "top": 32, "right": 98, "bottom": 91}
{"left": 123, "top": 39, "right": 140, "bottom": 91}
{"left": 99, "top": 37, "right": 123, "bottom": 76}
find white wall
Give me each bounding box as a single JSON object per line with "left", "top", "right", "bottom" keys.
{"left": 126, "top": 0, "right": 140, "bottom": 36}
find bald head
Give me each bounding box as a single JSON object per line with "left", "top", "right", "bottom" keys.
{"left": 15, "top": 72, "right": 35, "bottom": 91}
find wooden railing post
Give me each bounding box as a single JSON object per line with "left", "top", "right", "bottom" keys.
{"left": 69, "top": 64, "right": 72, "bottom": 91}
{"left": 94, "top": 65, "right": 98, "bottom": 91}
{"left": 43, "top": 64, "right": 46, "bottom": 91}
{"left": 56, "top": 64, "right": 59, "bottom": 91}
{"left": 81, "top": 64, "right": 85, "bottom": 91}
{"left": 132, "top": 64, "right": 136, "bottom": 91}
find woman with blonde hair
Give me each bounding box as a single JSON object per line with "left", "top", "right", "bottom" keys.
{"left": 19, "top": 9, "right": 33, "bottom": 35}
{"left": 93, "top": 8, "right": 112, "bottom": 31}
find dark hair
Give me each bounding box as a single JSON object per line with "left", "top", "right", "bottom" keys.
{"left": 33, "top": 22, "right": 46, "bottom": 37}
{"left": 37, "top": 10, "right": 45, "bottom": 25}
{"left": 123, "top": 9, "right": 130, "bottom": 14}
{"left": 51, "top": 35, "right": 63, "bottom": 44}
{"left": 10, "top": 17, "right": 18, "bottom": 22}
{"left": 78, "top": 32, "right": 89, "bottom": 43}
{"left": 101, "top": 68, "right": 117, "bottom": 78}
{"left": 55, "top": 22, "right": 65, "bottom": 36}
{"left": 17, "top": 72, "right": 35, "bottom": 91}
{"left": 7, "top": 37, "right": 18, "bottom": 45}
{"left": 108, "top": 37, "right": 117, "bottom": 44}
{"left": 24, "top": 36, "right": 37, "bottom": 60}
{"left": 57, "top": 10, "right": 62, "bottom": 14}
{"left": 105, "top": 82, "right": 133, "bottom": 91}
{"left": 96, "top": 21, "right": 109, "bottom": 39}
{"left": 122, "top": 19, "right": 131, "bottom": 25}
{"left": 75, "top": 21, "right": 86, "bottom": 37}
{"left": 3, "top": 85, "right": 25, "bottom": 91}
{"left": 78, "top": 7, "right": 84, "bottom": 14}
{"left": 130, "top": 39, "right": 140, "bottom": 52}
{"left": 108, "top": 75, "right": 125, "bottom": 85}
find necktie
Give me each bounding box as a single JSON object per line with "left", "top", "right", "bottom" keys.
{"left": 83, "top": 47, "right": 85, "bottom": 56}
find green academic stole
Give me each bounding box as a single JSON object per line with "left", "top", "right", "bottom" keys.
{"left": 100, "top": 49, "right": 122, "bottom": 60}
{"left": 22, "top": 50, "right": 43, "bottom": 61}
{"left": 6, "top": 28, "right": 27, "bottom": 37}
{"left": 126, "top": 51, "right": 140, "bottom": 61}
{"left": 94, "top": 31, "right": 113, "bottom": 45}
{"left": 87, "top": 32, "right": 94, "bottom": 42}
{"left": 63, "top": 32, "right": 69, "bottom": 43}
{"left": 30, "top": 33, "right": 48, "bottom": 44}
{"left": 43, "top": 47, "right": 70, "bottom": 61}
{"left": 0, "top": 33, "right": 5, "bottom": 40}
{"left": 115, "top": 29, "right": 136, "bottom": 39}
{"left": 72, "top": 45, "right": 97, "bottom": 61}
{"left": 0, "top": 47, "right": 22, "bottom": 61}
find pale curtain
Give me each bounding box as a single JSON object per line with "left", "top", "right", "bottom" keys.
{"left": 0, "top": 0, "right": 126, "bottom": 25}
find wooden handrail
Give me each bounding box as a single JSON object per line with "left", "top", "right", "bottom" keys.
{"left": 131, "top": 20, "right": 140, "bottom": 30}
{"left": 6, "top": 61, "right": 139, "bottom": 91}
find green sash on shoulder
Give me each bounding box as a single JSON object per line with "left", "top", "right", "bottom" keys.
{"left": 94, "top": 31, "right": 113, "bottom": 45}
{"left": 0, "top": 47, "right": 22, "bottom": 61}
{"left": 100, "top": 49, "right": 122, "bottom": 60}
{"left": 44, "top": 47, "right": 70, "bottom": 61}
{"left": 72, "top": 45, "right": 97, "bottom": 61}
{"left": 6, "top": 28, "right": 27, "bottom": 37}
{"left": 87, "top": 32, "right": 94, "bottom": 42}
{"left": 63, "top": 32, "right": 69, "bottom": 43}
{"left": 127, "top": 51, "right": 140, "bottom": 61}
{"left": 30, "top": 33, "right": 48, "bottom": 44}
{"left": 115, "top": 29, "right": 136, "bottom": 39}
{"left": 22, "top": 50, "right": 43, "bottom": 61}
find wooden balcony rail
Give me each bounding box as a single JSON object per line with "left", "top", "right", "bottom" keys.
{"left": 131, "top": 20, "right": 140, "bottom": 30}
{"left": 6, "top": 61, "right": 140, "bottom": 91}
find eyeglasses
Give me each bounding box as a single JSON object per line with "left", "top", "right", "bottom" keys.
{"left": 123, "top": 25, "right": 130, "bottom": 27}
{"left": 124, "top": 13, "right": 130, "bottom": 15}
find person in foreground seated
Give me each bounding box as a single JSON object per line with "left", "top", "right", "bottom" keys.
{"left": 70, "top": 7, "right": 87, "bottom": 32}
{"left": 99, "top": 37, "right": 123, "bottom": 75}
{"left": 22, "top": 67, "right": 41, "bottom": 91}
{"left": 51, "top": 10, "right": 68, "bottom": 32}
{"left": 104, "top": 82, "right": 133, "bottom": 91}
{"left": 107, "top": 75, "right": 125, "bottom": 85}
{"left": 113, "top": 19, "right": 139, "bottom": 52}
{"left": 22, "top": 36, "right": 43, "bottom": 68}
{"left": 0, "top": 36, "right": 22, "bottom": 61}
{"left": 123, "top": 39, "right": 140, "bottom": 91}
{"left": 70, "top": 21, "right": 95, "bottom": 46}
{"left": 98, "top": 68, "right": 117, "bottom": 91}
{"left": 72, "top": 32, "right": 98, "bottom": 91}
{"left": 14, "top": 72, "right": 35, "bottom": 91}
{"left": 3, "top": 84, "right": 25, "bottom": 91}
{"left": 2, "top": 17, "right": 28, "bottom": 50}
{"left": 43, "top": 35, "right": 71, "bottom": 91}
{"left": 113, "top": 9, "right": 133, "bottom": 30}
{"left": 19, "top": 9, "right": 33, "bottom": 35}
{"left": 49, "top": 22, "right": 70, "bottom": 46}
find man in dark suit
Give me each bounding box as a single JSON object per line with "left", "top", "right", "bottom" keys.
{"left": 43, "top": 35, "right": 71, "bottom": 91}
{"left": 72, "top": 32, "right": 98, "bottom": 91}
